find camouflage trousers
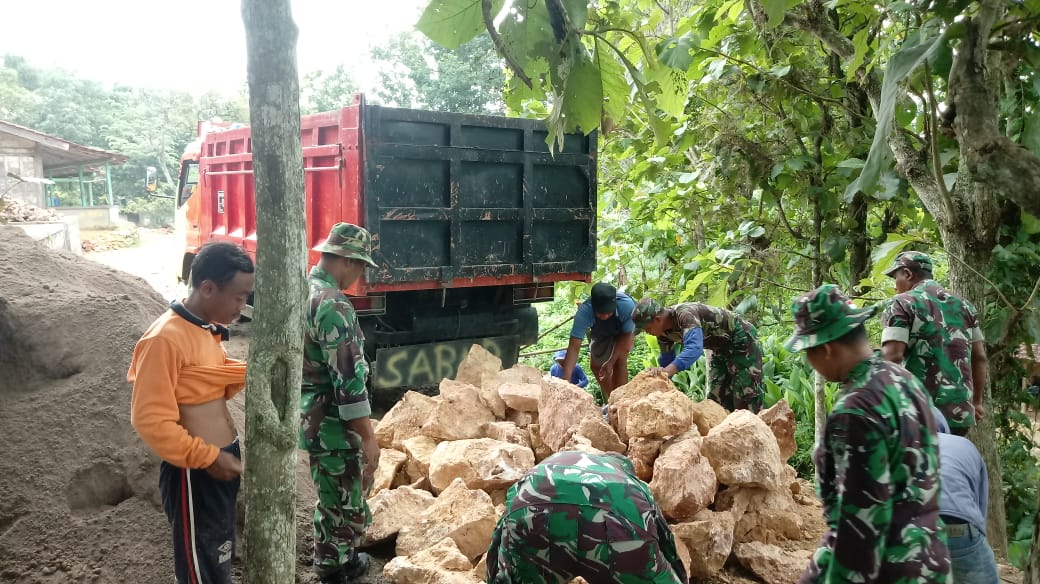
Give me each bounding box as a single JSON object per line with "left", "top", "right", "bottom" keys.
{"left": 486, "top": 503, "right": 686, "bottom": 584}
{"left": 710, "top": 324, "right": 764, "bottom": 412}
{"left": 308, "top": 449, "right": 371, "bottom": 578}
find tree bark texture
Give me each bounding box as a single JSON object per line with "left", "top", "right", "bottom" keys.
{"left": 241, "top": 1, "right": 307, "bottom": 582}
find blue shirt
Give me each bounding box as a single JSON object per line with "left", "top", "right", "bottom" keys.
{"left": 549, "top": 362, "right": 588, "bottom": 388}
{"left": 937, "top": 433, "right": 988, "bottom": 533}
{"left": 659, "top": 327, "right": 704, "bottom": 371}
{"left": 570, "top": 293, "right": 636, "bottom": 339}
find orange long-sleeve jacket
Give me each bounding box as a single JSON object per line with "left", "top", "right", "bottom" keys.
{"left": 127, "top": 309, "right": 246, "bottom": 468}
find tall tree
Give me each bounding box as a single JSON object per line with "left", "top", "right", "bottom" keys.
{"left": 241, "top": 0, "right": 307, "bottom": 582}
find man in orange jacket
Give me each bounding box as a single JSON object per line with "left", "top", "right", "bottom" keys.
{"left": 127, "top": 241, "right": 254, "bottom": 584}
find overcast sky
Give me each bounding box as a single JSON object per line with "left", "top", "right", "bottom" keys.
{"left": 0, "top": 0, "right": 427, "bottom": 94}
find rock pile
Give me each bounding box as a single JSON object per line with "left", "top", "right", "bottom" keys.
{"left": 0, "top": 195, "right": 61, "bottom": 223}
{"left": 369, "top": 345, "right": 822, "bottom": 584}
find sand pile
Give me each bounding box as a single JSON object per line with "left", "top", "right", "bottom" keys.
{"left": 0, "top": 226, "right": 171, "bottom": 583}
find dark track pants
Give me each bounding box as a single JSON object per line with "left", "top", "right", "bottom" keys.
{"left": 159, "top": 439, "right": 240, "bottom": 584}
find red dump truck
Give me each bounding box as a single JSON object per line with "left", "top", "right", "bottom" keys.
{"left": 174, "top": 95, "right": 597, "bottom": 391}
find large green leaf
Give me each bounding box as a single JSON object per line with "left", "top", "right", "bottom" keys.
{"left": 658, "top": 32, "right": 698, "bottom": 71}
{"left": 1022, "top": 112, "right": 1040, "bottom": 157}
{"left": 708, "top": 280, "right": 729, "bottom": 307}
{"left": 844, "top": 27, "right": 947, "bottom": 202}
{"left": 499, "top": 0, "right": 555, "bottom": 63}
{"left": 648, "top": 66, "right": 688, "bottom": 118}
{"left": 869, "top": 236, "right": 912, "bottom": 281}
{"left": 561, "top": 0, "right": 588, "bottom": 32}
{"left": 762, "top": 0, "right": 803, "bottom": 28}
{"left": 560, "top": 51, "right": 603, "bottom": 134}
{"left": 596, "top": 39, "right": 629, "bottom": 126}
{"left": 417, "top": 0, "right": 505, "bottom": 49}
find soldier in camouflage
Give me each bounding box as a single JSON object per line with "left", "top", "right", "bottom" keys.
{"left": 787, "top": 284, "right": 950, "bottom": 583}
{"left": 301, "top": 223, "right": 381, "bottom": 584}
{"left": 880, "top": 251, "right": 988, "bottom": 435}
{"left": 631, "top": 299, "right": 764, "bottom": 412}
{"left": 486, "top": 451, "right": 687, "bottom": 584}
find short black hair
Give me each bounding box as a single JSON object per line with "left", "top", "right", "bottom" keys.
{"left": 833, "top": 324, "right": 868, "bottom": 346}
{"left": 190, "top": 242, "right": 254, "bottom": 289}
{"left": 320, "top": 252, "right": 342, "bottom": 263}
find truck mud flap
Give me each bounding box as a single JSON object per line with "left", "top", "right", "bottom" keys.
{"left": 372, "top": 335, "right": 518, "bottom": 390}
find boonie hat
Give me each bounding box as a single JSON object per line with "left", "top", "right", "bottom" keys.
{"left": 785, "top": 284, "right": 876, "bottom": 351}
{"left": 313, "top": 222, "right": 378, "bottom": 268}
{"left": 590, "top": 283, "right": 618, "bottom": 314}
{"left": 883, "top": 251, "right": 933, "bottom": 277}
{"left": 632, "top": 298, "right": 664, "bottom": 329}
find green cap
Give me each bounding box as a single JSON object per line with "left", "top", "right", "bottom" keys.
{"left": 313, "top": 222, "right": 378, "bottom": 268}
{"left": 632, "top": 298, "right": 664, "bottom": 329}
{"left": 884, "top": 251, "right": 933, "bottom": 277}
{"left": 784, "top": 284, "right": 876, "bottom": 351}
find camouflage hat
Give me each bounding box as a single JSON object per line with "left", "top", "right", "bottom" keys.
{"left": 784, "top": 284, "right": 877, "bottom": 351}
{"left": 313, "top": 222, "right": 378, "bottom": 267}
{"left": 883, "top": 251, "right": 933, "bottom": 276}
{"left": 631, "top": 298, "right": 664, "bottom": 329}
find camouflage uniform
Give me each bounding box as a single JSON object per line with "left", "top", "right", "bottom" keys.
{"left": 881, "top": 252, "right": 984, "bottom": 433}
{"left": 787, "top": 285, "right": 950, "bottom": 583}
{"left": 487, "top": 451, "right": 687, "bottom": 584}
{"left": 634, "top": 299, "right": 763, "bottom": 412}
{"left": 301, "top": 223, "right": 379, "bottom": 579}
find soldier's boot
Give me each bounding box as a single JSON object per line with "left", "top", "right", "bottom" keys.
{"left": 342, "top": 552, "right": 370, "bottom": 582}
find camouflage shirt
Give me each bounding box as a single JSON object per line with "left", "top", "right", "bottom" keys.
{"left": 802, "top": 354, "right": 949, "bottom": 584}
{"left": 881, "top": 279, "right": 983, "bottom": 430}
{"left": 658, "top": 303, "right": 752, "bottom": 355}
{"left": 299, "top": 266, "right": 371, "bottom": 452}
{"left": 491, "top": 451, "right": 687, "bottom": 583}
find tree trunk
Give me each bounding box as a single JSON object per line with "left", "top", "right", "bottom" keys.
{"left": 848, "top": 191, "right": 869, "bottom": 295}
{"left": 942, "top": 229, "right": 1008, "bottom": 560}
{"left": 241, "top": 1, "right": 307, "bottom": 582}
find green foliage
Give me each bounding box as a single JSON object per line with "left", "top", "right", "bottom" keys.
{"left": 844, "top": 26, "right": 947, "bottom": 201}
{"left": 417, "top": 0, "right": 503, "bottom": 49}
{"left": 122, "top": 196, "right": 174, "bottom": 228}
{"left": 0, "top": 54, "right": 247, "bottom": 206}
{"left": 301, "top": 65, "right": 358, "bottom": 113}
{"left": 370, "top": 33, "right": 505, "bottom": 114}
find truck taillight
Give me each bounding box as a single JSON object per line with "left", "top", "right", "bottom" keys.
{"left": 348, "top": 294, "right": 386, "bottom": 315}
{"left": 513, "top": 283, "right": 555, "bottom": 304}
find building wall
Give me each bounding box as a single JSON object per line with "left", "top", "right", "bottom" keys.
{"left": 0, "top": 133, "right": 45, "bottom": 207}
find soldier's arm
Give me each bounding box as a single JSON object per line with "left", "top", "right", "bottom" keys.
{"left": 880, "top": 299, "right": 912, "bottom": 364}
{"left": 819, "top": 412, "right": 893, "bottom": 582}
{"left": 316, "top": 298, "right": 372, "bottom": 422}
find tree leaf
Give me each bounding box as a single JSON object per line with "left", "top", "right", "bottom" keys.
{"left": 417, "top": 0, "right": 505, "bottom": 49}
{"left": 762, "top": 0, "right": 786, "bottom": 28}
{"left": 870, "top": 236, "right": 911, "bottom": 281}
{"left": 844, "top": 27, "right": 947, "bottom": 202}
{"left": 560, "top": 51, "right": 603, "bottom": 134}
{"left": 561, "top": 0, "right": 588, "bottom": 32}
{"left": 596, "top": 39, "right": 628, "bottom": 127}
{"left": 708, "top": 280, "right": 729, "bottom": 307}
{"left": 499, "top": 0, "right": 555, "bottom": 63}
{"left": 658, "top": 32, "right": 698, "bottom": 71}
{"left": 1022, "top": 112, "right": 1040, "bottom": 156}
{"left": 648, "top": 66, "right": 689, "bottom": 118}
{"left": 846, "top": 27, "right": 871, "bottom": 82}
